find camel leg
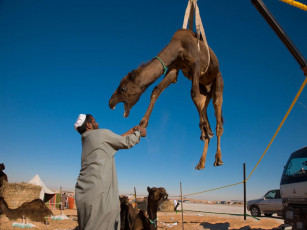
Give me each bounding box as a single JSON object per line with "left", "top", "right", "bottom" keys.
{"left": 139, "top": 68, "right": 179, "bottom": 128}
{"left": 212, "top": 72, "right": 224, "bottom": 166}
{"left": 195, "top": 85, "right": 213, "bottom": 170}
{"left": 190, "top": 62, "right": 208, "bottom": 142}
{"left": 190, "top": 62, "right": 214, "bottom": 170}
{"left": 195, "top": 138, "right": 210, "bottom": 170}
{"left": 199, "top": 84, "right": 214, "bottom": 140}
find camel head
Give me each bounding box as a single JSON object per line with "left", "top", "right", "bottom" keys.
{"left": 147, "top": 187, "right": 168, "bottom": 202}
{"left": 119, "top": 195, "right": 129, "bottom": 206}
{"left": 109, "top": 68, "right": 147, "bottom": 118}
{"left": 0, "top": 163, "right": 5, "bottom": 171}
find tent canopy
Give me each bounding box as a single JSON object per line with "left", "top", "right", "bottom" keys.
{"left": 28, "top": 174, "right": 55, "bottom": 201}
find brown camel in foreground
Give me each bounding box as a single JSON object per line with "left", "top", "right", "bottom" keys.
{"left": 0, "top": 197, "right": 53, "bottom": 224}
{"left": 109, "top": 29, "right": 224, "bottom": 169}
{"left": 120, "top": 187, "right": 168, "bottom": 230}
{"left": 120, "top": 195, "right": 137, "bottom": 230}
{"left": 0, "top": 163, "right": 8, "bottom": 188}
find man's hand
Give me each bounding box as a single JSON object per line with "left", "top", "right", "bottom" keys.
{"left": 122, "top": 126, "right": 146, "bottom": 137}
{"left": 133, "top": 125, "right": 147, "bottom": 137}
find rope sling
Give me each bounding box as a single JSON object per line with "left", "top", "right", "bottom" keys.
{"left": 182, "top": 0, "right": 210, "bottom": 72}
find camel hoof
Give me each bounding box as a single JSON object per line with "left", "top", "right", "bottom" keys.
{"left": 200, "top": 133, "right": 214, "bottom": 141}
{"left": 208, "top": 132, "right": 214, "bottom": 139}
{"left": 139, "top": 118, "right": 148, "bottom": 128}
{"left": 214, "top": 161, "right": 224, "bottom": 167}
{"left": 195, "top": 164, "right": 205, "bottom": 170}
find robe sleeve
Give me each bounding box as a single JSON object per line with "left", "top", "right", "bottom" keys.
{"left": 104, "top": 129, "right": 141, "bottom": 150}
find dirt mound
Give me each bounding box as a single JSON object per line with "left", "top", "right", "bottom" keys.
{"left": 0, "top": 182, "right": 41, "bottom": 208}
{"left": 159, "top": 199, "right": 175, "bottom": 212}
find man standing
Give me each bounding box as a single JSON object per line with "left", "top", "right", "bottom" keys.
{"left": 74, "top": 114, "right": 146, "bottom": 230}
{"left": 61, "top": 193, "right": 67, "bottom": 210}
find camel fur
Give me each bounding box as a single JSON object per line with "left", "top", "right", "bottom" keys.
{"left": 0, "top": 197, "right": 53, "bottom": 224}
{"left": 0, "top": 163, "right": 8, "bottom": 188}
{"left": 120, "top": 195, "right": 138, "bottom": 230}
{"left": 109, "top": 29, "right": 224, "bottom": 170}
{"left": 120, "top": 187, "right": 168, "bottom": 230}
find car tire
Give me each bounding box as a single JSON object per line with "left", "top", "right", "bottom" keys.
{"left": 264, "top": 213, "right": 273, "bottom": 217}
{"left": 250, "top": 205, "right": 261, "bottom": 217}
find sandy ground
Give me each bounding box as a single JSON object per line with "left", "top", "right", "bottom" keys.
{"left": 0, "top": 203, "right": 285, "bottom": 230}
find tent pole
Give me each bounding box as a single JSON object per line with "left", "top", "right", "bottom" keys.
{"left": 60, "top": 186, "right": 63, "bottom": 215}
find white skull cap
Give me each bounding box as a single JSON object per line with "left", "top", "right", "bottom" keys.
{"left": 74, "top": 114, "right": 86, "bottom": 131}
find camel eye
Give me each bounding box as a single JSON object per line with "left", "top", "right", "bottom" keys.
{"left": 119, "top": 87, "right": 126, "bottom": 93}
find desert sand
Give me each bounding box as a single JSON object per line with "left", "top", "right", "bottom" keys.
{"left": 0, "top": 203, "right": 285, "bottom": 230}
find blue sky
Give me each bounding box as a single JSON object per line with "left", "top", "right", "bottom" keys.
{"left": 1, "top": 0, "right": 306, "bottom": 201}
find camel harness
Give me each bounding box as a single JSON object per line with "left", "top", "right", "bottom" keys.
{"left": 155, "top": 56, "right": 168, "bottom": 75}
{"left": 147, "top": 217, "right": 157, "bottom": 227}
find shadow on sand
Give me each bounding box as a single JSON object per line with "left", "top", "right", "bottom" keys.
{"left": 200, "top": 222, "right": 230, "bottom": 230}
{"left": 200, "top": 222, "right": 285, "bottom": 230}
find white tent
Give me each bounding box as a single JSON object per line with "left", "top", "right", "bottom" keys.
{"left": 28, "top": 174, "right": 55, "bottom": 201}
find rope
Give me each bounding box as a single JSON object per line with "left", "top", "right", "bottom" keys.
{"left": 279, "top": 0, "right": 307, "bottom": 11}
{"left": 182, "top": 0, "right": 193, "bottom": 30}
{"left": 184, "top": 181, "right": 243, "bottom": 197}
{"left": 182, "top": 0, "right": 210, "bottom": 72}
{"left": 247, "top": 76, "right": 307, "bottom": 180}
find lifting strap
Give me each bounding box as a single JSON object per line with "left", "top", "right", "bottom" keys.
{"left": 182, "top": 0, "right": 210, "bottom": 70}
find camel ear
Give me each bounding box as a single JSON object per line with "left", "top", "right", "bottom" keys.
{"left": 128, "top": 70, "right": 137, "bottom": 81}
{"left": 147, "top": 186, "right": 150, "bottom": 192}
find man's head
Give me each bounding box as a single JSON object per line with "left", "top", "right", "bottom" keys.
{"left": 74, "top": 114, "right": 99, "bottom": 134}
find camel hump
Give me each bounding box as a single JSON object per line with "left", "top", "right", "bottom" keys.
{"left": 21, "top": 199, "right": 53, "bottom": 215}
{"left": 172, "top": 29, "right": 195, "bottom": 39}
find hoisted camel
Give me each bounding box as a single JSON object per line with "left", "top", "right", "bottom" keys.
{"left": 109, "top": 29, "right": 224, "bottom": 170}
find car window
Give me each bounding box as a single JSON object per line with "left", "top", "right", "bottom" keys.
{"left": 265, "top": 190, "right": 276, "bottom": 199}
{"left": 285, "top": 157, "right": 307, "bottom": 176}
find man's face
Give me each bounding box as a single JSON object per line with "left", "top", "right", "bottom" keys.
{"left": 90, "top": 116, "right": 99, "bottom": 129}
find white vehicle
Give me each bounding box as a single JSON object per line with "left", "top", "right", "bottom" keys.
{"left": 247, "top": 189, "right": 283, "bottom": 217}
{"left": 280, "top": 146, "right": 307, "bottom": 229}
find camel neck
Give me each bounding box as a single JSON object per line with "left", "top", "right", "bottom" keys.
{"left": 139, "top": 59, "right": 166, "bottom": 88}
{"left": 147, "top": 200, "right": 158, "bottom": 229}
{"left": 0, "top": 199, "right": 9, "bottom": 211}
{"left": 138, "top": 39, "right": 180, "bottom": 89}
{"left": 0, "top": 200, "right": 16, "bottom": 219}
